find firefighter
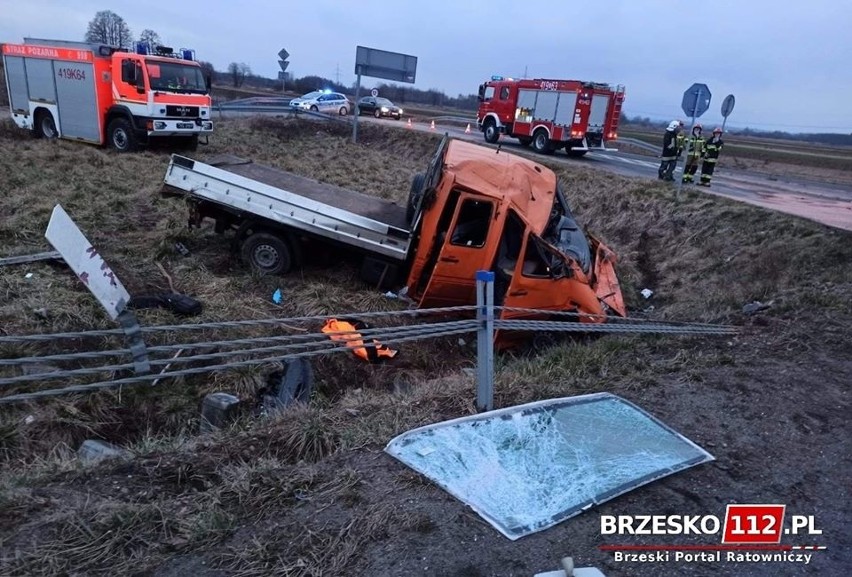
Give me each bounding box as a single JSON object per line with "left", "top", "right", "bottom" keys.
{"left": 699, "top": 127, "right": 724, "bottom": 187}
{"left": 658, "top": 120, "right": 682, "bottom": 181}
{"left": 681, "top": 124, "right": 705, "bottom": 184}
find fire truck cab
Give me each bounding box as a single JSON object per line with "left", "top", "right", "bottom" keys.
{"left": 477, "top": 77, "right": 624, "bottom": 157}
{"left": 2, "top": 38, "right": 213, "bottom": 152}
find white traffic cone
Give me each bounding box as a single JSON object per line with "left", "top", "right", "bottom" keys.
{"left": 430, "top": 120, "right": 435, "bottom": 131}
{"left": 465, "top": 123, "right": 471, "bottom": 134}
{"left": 407, "top": 118, "right": 412, "bottom": 129}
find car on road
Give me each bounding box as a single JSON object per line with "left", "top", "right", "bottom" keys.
{"left": 357, "top": 97, "right": 403, "bottom": 119}
{"left": 289, "top": 91, "right": 351, "bottom": 115}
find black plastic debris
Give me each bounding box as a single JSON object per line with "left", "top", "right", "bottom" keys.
{"left": 261, "top": 358, "right": 314, "bottom": 413}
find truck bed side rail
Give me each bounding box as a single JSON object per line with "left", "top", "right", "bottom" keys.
{"left": 163, "top": 155, "right": 410, "bottom": 261}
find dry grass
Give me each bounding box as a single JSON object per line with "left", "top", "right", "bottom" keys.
{"left": 1, "top": 115, "right": 851, "bottom": 574}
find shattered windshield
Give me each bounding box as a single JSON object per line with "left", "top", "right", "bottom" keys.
{"left": 146, "top": 60, "right": 207, "bottom": 93}
{"left": 542, "top": 185, "right": 591, "bottom": 274}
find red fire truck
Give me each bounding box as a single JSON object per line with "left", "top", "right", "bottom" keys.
{"left": 2, "top": 38, "right": 213, "bottom": 152}
{"left": 476, "top": 77, "right": 625, "bottom": 156}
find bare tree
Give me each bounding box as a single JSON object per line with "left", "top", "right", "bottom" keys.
{"left": 85, "top": 10, "right": 133, "bottom": 48}
{"left": 138, "top": 29, "right": 162, "bottom": 48}
{"left": 227, "top": 62, "right": 251, "bottom": 88}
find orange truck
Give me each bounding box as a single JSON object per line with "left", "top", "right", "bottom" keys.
{"left": 162, "top": 136, "right": 626, "bottom": 337}
{"left": 2, "top": 38, "right": 213, "bottom": 151}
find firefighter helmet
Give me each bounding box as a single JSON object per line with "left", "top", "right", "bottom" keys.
{"left": 713, "top": 127, "right": 723, "bottom": 133}
{"left": 668, "top": 120, "right": 680, "bottom": 131}
{"left": 693, "top": 123, "right": 703, "bottom": 131}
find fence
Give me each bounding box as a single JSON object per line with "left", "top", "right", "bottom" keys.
{"left": 0, "top": 272, "right": 737, "bottom": 409}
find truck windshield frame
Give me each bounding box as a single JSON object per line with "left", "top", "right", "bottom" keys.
{"left": 146, "top": 60, "right": 207, "bottom": 94}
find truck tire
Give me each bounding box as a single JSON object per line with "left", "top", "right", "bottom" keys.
{"left": 107, "top": 118, "right": 138, "bottom": 152}
{"left": 483, "top": 119, "right": 500, "bottom": 144}
{"left": 34, "top": 110, "right": 58, "bottom": 139}
{"left": 406, "top": 172, "right": 426, "bottom": 224}
{"left": 241, "top": 232, "right": 292, "bottom": 275}
{"left": 532, "top": 129, "right": 552, "bottom": 154}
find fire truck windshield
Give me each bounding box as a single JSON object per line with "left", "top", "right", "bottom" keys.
{"left": 146, "top": 60, "right": 207, "bottom": 93}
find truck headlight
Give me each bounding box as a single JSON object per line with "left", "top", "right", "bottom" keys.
{"left": 203, "top": 122, "right": 213, "bottom": 130}
{"left": 154, "top": 121, "right": 167, "bottom": 130}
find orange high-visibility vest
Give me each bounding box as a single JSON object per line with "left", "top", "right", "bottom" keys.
{"left": 322, "top": 318, "right": 398, "bottom": 363}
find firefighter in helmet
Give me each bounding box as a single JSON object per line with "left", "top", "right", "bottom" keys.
{"left": 682, "top": 124, "right": 705, "bottom": 184}
{"left": 699, "top": 127, "right": 724, "bottom": 187}
{"left": 658, "top": 120, "right": 682, "bottom": 181}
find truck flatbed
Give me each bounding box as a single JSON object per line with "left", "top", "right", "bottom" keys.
{"left": 163, "top": 154, "right": 411, "bottom": 261}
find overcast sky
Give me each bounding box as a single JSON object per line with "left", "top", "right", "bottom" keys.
{"left": 2, "top": 1, "right": 850, "bottom": 133}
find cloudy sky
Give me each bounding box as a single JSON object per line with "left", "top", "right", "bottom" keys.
{"left": 2, "top": 0, "right": 850, "bottom": 133}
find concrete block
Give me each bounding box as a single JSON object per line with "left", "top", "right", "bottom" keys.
{"left": 200, "top": 392, "right": 241, "bottom": 433}
{"left": 78, "top": 439, "right": 133, "bottom": 464}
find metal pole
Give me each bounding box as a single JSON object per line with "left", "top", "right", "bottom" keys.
{"left": 676, "top": 87, "right": 701, "bottom": 201}
{"left": 475, "top": 270, "right": 495, "bottom": 412}
{"left": 352, "top": 69, "right": 362, "bottom": 144}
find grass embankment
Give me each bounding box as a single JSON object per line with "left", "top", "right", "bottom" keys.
{"left": 0, "top": 117, "right": 850, "bottom": 575}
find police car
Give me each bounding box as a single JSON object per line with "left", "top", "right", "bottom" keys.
{"left": 289, "top": 90, "right": 351, "bottom": 115}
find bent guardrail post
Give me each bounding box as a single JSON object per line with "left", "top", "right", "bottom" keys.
{"left": 475, "top": 270, "right": 495, "bottom": 412}
{"left": 117, "top": 309, "right": 151, "bottom": 375}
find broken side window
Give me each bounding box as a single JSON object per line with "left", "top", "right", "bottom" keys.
{"left": 451, "top": 198, "right": 492, "bottom": 248}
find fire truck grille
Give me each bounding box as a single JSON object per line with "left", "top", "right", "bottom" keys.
{"left": 166, "top": 105, "right": 200, "bottom": 117}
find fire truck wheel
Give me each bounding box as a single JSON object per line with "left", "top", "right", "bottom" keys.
{"left": 241, "top": 232, "right": 292, "bottom": 275}
{"left": 483, "top": 119, "right": 500, "bottom": 144}
{"left": 518, "top": 137, "right": 532, "bottom": 147}
{"left": 533, "top": 130, "right": 553, "bottom": 154}
{"left": 35, "top": 111, "right": 58, "bottom": 139}
{"left": 107, "top": 118, "right": 138, "bottom": 152}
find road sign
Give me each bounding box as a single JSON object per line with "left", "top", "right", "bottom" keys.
{"left": 278, "top": 48, "right": 289, "bottom": 61}
{"left": 278, "top": 71, "right": 286, "bottom": 80}
{"left": 45, "top": 205, "right": 130, "bottom": 320}
{"left": 371, "top": 88, "right": 378, "bottom": 97}
{"left": 278, "top": 60, "right": 289, "bottom": 72}
{"left": 681, "top": 83, "right": 712, "bottom": 118}
{"left": 721, "top": 94, "right": 736, "bottom": 118}
{"left": 355, "top": 46, "right": 417, "bottom": 84}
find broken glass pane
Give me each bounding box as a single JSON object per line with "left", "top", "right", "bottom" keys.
{"left": 385, "top": 393, "right": 713, "bottom": 540}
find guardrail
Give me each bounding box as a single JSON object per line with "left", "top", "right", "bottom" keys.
{"left": 0, "top": 273, "right": 738, "bottom": 408}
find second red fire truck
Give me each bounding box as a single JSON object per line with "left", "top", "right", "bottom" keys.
{"left": 476, "top": 77, "right": 625, "bottom": 156}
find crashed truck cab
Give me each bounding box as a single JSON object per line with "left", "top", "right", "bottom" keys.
{"left": 404, "top": 137, "right": 626, "bottom": 333}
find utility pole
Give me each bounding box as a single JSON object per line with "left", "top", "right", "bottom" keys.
{"left": 523, "top": 65, "right": 528, "bottom": 79}
{"left": 335, "top": 63, "right": 340, "bottom": 85}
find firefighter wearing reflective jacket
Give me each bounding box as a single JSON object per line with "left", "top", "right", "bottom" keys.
{"left": 699, "top": 127, "right": 724, "bottom": 187}
{"left": 321, "top": 318, "right": 398, "bottom": 363}
{"left": 682, "top": 124, "right": 705, "bottom": 184}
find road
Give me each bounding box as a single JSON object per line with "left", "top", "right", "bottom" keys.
{"left": 364, "top": 116, "right": 852, "bottom": 232}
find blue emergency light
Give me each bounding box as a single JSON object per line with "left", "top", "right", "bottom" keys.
{"left": 491, "top": 75, "right": 504, "bottom": 81}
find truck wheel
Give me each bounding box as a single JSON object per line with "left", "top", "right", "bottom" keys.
{"left": 241, "top": 232, "right": 292, "bottom": 275}
{"left": 518, "top": 137, "right": 532, "bottom": 147}
{"left": 483, "top": 119, "right": 500, "bottom": 144}
{"left": 107, "top": 118, "right": 138, "bottom": 152}
{"left": 406, "top": 172, "right": 426, "bottom": 224}
{"left": 35, "top": 111, "right": 58, "bottom": 139}
{"left": 533, "top": 129, "right": 553, "bottom": 154}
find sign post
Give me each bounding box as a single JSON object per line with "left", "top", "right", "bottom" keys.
{"left": 676, "top": 82, "right": 712, "bottom": 199}
{"left": 278, "top": 48, "right": 289, "bottom": 91}
{"left": 352, "top": 46, "right": 418, "bottom": 143}
{"left": 720, "top": 94, "right": 736, "bottom": 132}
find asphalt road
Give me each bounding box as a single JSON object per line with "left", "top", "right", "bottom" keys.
{"left": 363, "top": 115, "right": 852, "bottom": 232}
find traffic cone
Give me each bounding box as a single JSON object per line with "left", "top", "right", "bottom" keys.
{"left": 465, "top": 123, "right": 471, "bottom": 134}
{"left": 407, "top": 118, "right": 412, "bottom": 129}
{"left": 430, "top": 120, "right": 435, "bottom": 131}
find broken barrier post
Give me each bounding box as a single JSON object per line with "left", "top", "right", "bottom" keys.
{"left": 475, "top": 270, "right": 495, "bottom": 411}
